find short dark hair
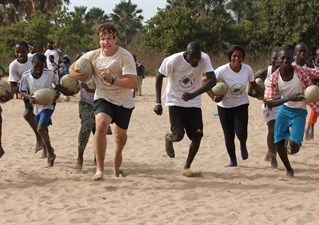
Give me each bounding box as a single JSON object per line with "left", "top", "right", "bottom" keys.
{"left": 16, "top": 41, "right": 29, "bottom": 50}
{"left": 227, "top": 45, "right": 245, "bottom": 61}
{"left": 32, "top": 53, "right": 46, "bottom": 63}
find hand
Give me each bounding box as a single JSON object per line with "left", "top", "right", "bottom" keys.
{"left": 153, "top": 104, "right": 163, "bottom": 115}
{"left": 214, "top": 96, "right": 223, "bottom": 102}
{"left": 100, "top": 70, "right": 114, "bottom": 84}
{"left": 79, "top": 82, "right": 88, "bottom": 90}
{"left": 182, "top": 92, "right": 195, "bottom": 101}
{"left": 288, "top": 93, "right": 305, "bottom": 102}
{"left": 29, "top": 95, "right": 36, "bottom": 104}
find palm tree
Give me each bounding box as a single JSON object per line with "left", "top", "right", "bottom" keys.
{"left": 0, "top": 0, "right": 70, "bottom": 25}
{"left": 110, "top": 0, "right": 144, "bottom": 48}
{"left": 85, "top": 7, "right": 109, "bottom": 24}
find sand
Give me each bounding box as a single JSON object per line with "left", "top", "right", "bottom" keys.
{"left": 1, "top": 77, "right": 319, "bottom": 225}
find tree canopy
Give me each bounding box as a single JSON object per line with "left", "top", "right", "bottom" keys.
{"left": 0, "top": 0, "right": 319, "bottom": 64}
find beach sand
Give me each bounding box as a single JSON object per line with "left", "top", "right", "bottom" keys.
{"left": 1, "top": 77, "right": 319, "bottom": 224}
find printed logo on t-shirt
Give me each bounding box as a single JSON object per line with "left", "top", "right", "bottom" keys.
{"left": 179, "top": 74, "right": 195, "bottom": 90}
{"left": 230, "top": 83, "right": 245, "bottom": 95}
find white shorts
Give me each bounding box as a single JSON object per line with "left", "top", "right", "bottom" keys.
{"left": 263, "top": 105, "right": 279, "bottom": 124}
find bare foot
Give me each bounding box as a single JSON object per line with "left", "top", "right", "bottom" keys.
{"left": 75, "top": 157, "right": 83, "bottom": 170}
{"left": 0, "top": 146, "right": 5, "bottom": 158}
{"left": 35, "top": 140, "right": 44, "bottom": 153}
{"left": 93, "top": 171, "right": 104, "bottom": 181}
{"left": 40, "top": 148, "right": 47, "bottom": 159}
{"left": 264, "top": 152, "right": 270, "bottom": 161}
{"left": 47, "top": 153, "right": 56, "bottom": 167}
{"left": 114, "top": 169, "right": 125, "bottom": 177}
{"left": 182, "top": 169, "right": 202, "bottom": 177}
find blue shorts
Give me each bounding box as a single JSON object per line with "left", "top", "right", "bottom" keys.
{"left": 274, "top": 105, "right": 307, "bottom": 145}
{"left": 35, "top": 109, "right": 53, "bottom": 126}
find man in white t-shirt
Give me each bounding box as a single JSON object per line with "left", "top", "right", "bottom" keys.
{"left": 69, "top": 23, "right": 137, "bottom": 180}
{"left": 153, "top": 41, "right": 217, "bottom": 177}
{"left": 8, "top": 41, "right": 45, "bottom": 153}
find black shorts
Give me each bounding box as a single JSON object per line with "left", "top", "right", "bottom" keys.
{"left": 168, "top": 106, "right": 203, "bottom": 140}
{"left": 94, "top": 98, "right": 133, "bottom": 130}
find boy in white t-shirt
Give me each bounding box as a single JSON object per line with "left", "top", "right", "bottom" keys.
{"left": 9, "top": 41, "right": 47, "bottom": 152}
{"left": 264, "top": 46, "right": 319, "bottom": 178}
{"left": 19, "top": 53, "right": 59, "bottom": 167}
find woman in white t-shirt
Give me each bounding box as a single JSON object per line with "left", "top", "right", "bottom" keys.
{"left": 212, "top": 45, "right": 263, "bottom": 167}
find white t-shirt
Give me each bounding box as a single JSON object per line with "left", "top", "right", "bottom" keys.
{"left": 19, "top": 69, "right": 59, "bottom": 115}
{"left": 159, "top": 52, "right": 214, "bottom": 108}
{"left": 215, "top": 63, "right": 254, "bottom": 108}
{"left": 278, "top": 72, "right": 306, "bottom": 109}
{"left": 44, "top": 49, "right": 60, "bottom": 68}
{"left": 82, "top": 47, "right": 137, "bottom": 109}
{"left": 8, "top": 56, "right": 33, "bottom": 83}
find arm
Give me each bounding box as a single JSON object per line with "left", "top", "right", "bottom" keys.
{"left": 100, "top": 71, "right": 138, "bottom": 89}
{"left": 249, "top": 80, "right": 264, "bottom": 100}
{"left": 153, "top": 71, "right": 165, "bottom": 115}
{"left": 182, "top": 71, "right": 217, "bottom": 101}
{"left": 265, "top": 93, "right": 304, "bottom": 108}
{"left": 69, "top": 63, "right": 89, "bottom": 82}
{"left": 248, "top": 67, "right": 267, "bottom": 98}
{"left": 79, "top": 82, "right": 95, "bottom": 93}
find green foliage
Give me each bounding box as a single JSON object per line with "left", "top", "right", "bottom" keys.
{"left": 144, "top": 7, "right": 229, "bottom": 55}
{"left": 253, "top": 0, "right": 319, "bottom": 53}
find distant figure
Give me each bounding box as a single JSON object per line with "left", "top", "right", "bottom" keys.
{"left": 48, "top": 55, "right": 59, "bottom": 74}
{"left": 305, "top": 46, "right": 319, "bottom": 140}
{"left": 44, "top": 41, "right": 59, "bottom": 70}
{"left": 59, "top": 54, "right": 71, "bottom": 78}
{"left": 133, "top": 55, "right": 145, "bottom": 97}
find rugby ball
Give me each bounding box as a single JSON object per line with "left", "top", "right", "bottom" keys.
{"left": 0, "top": 80, "right": 10, "bottom": 96}
{"left": 33, "top": 88, "right": 57, "bottom": 105}
{"left": 212, "top": 81, "right": 228, "bottom": 96}
{"left": 305, "top": 85, "right": 319, "bottom": 103}
{"left": 73, "top": 57, "right": 93, "bottom": 82}
{"left": 61, "top": 74, "right": 80, "bottom": 95}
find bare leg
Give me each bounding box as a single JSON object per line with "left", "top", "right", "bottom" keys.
{"left": 23, "top": 109, "right": 44, "bottom": 152}
{"left": 305, "top": 125, "right": 310, "bottom": 140}
{"left": 276, "top": 140, "right": 294, "bottom": 178}
{"left": 309, "top": 124, "right": 314, "bottom": 140}
{"left": 93, "top": 113, "right": 111, "bottom": 180}
{"left": 0, "top": 113, "right": 4, "bottom": 158}
{"left": 113, "top": 125, "right": 127, "bottom": 177}
{"left": 37, "top": 124, "right": 55, "bottom": 167}
{"left": 182, "top": 136, "right": 202, "bottom": 178}
{"left": 267, "top": 120, "right": 277, "bottom": 168}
